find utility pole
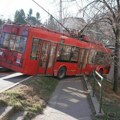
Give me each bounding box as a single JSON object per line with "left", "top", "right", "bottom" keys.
{"left": 59, "top": 0, "right": 63, "bottom": 32}
{"left": 59, "top": 0, "right": 75, "bottom": 33}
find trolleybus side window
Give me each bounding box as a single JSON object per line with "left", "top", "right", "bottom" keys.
{"left": 94, "top": 52, "right": 105, "bottom": 65}
{"left": 82, "top": 49, "right": 89, "bottom": 68}
{"left": 57, "top": 44, "right": 71, "bottom": 61}
{"left": 70, "top": 47, "right": 79, "bottom": 62}
{"left": 9, "top": 35, "right": 16, "bottom": 50}
{"left": 78, "top": 49, "right": 85, "bottom": 68}
{"left": 88, "top": 49, "right": 96, "bottom": 64}
{"left": 88, "top": 50, "right": 107, "bottom": 65}
{"left": 3, "top": 33, "right": 10, "bottom": 48}
{"left": 0, "top": 33, "right": 5, "bottom": 47}
{"left": 31, "top": 38, "right": 42, "bottom": 60}
{"left": 15, "top": 36, "right": 27, "bottom": 53}
{"left": 79, "top": 49, "right": 85, "bottom": 62}
{"left": 57, "top": 44, "right": 79, "bottom": 62}
{"left": 0, "top": 32, "right": 27, "bottom": 53}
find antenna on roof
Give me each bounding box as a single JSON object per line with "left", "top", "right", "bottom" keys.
{"left": 32, "top": 0, "right": 71, "bottom": 35}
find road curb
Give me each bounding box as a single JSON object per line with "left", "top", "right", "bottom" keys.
{"left": 0, "top": 106, "right": 14, "bottom": 120}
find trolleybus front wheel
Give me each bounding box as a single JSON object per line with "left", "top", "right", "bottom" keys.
{"left": 57, "top": 67, "right": 66, "bottom": 80}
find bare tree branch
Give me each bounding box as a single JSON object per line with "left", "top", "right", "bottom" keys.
{"left": 80, "top": 4, "right": 106, "bottom": 33}
{"left": 102, "top": 0, "right": 116, "bottom": 19}
{"left": 117, "top": 0, "right": 120, "bottom": 12}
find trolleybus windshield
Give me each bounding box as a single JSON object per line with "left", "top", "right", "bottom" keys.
{"left": 0, "top": 32, "right": 28, "bottom": 53}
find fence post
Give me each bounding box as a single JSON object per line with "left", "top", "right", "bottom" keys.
{"left": 92, "top": 71, "right": 95, "bottom": 97}
{"left": 92, "top": 70, "right": 104, "bottom": 114}
{"left": 99, "top": 77, "right": 103, "bottom": 113}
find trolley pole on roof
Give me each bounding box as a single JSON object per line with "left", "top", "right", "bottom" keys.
{"left": 60, "top": 0, "right": 63, "bottom": 33}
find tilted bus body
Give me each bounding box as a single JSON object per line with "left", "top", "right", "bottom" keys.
{"left": 0, "top": 24, "right": 112, "bottom": 79}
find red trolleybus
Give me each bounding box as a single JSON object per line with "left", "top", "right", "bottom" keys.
{"left": 0, "top": 24, "right": 112, "bottom": 79}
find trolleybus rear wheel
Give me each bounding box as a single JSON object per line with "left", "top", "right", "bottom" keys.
{"left": 57, "top": 67, "right": 66, "bottom": 80}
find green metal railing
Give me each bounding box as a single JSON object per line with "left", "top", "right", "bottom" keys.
{"left": 92, "top": 70, "right": 104, "bottom": 113}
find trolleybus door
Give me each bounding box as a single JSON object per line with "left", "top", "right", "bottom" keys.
{"left": 38, "top": 41, "right": 57, "bottom": 75}
{"left": 45, "top": 43, "right": 57, "bottom": 74}
{"left": 79, "top": 49, "right": 89, "bottom": 73}
{"left": 38, "top": 41, "right": 50, "bottom": 74}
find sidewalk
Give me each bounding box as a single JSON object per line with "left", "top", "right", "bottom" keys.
{"left": 33, "top": 77, "right": 92, "bottom": 120}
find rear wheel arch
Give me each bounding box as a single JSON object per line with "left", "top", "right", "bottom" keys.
{"left": 57, "top": 66, "right": 67, "bottom": 80}
{"left": 98, "top": 68, "right": 103, "bottom": 76}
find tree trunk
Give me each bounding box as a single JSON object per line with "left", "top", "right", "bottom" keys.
{"left": 113, "top": 31, "right": 120, "bottom": 92}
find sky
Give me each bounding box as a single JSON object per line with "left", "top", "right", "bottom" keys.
{"left": 0, "top": 0, "right": 86, "bottom": 23}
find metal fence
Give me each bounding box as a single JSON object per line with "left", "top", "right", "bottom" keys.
{"left": 92, "top": 70, "right": 104, "bottom": 113}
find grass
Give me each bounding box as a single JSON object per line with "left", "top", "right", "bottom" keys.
{"left": 89, "top": 77, "right": 120, "bottom": 120}
{"left": 0, "top": 76, "right": 59, "bottom": 119}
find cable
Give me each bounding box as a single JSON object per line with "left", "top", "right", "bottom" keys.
{"left": 32, "top": 0, "right": 71, "bottom": 35}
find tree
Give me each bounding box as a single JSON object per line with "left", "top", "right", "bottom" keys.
{"left": 36, "top": 12, "right": 40, "bottom": 20}
{"left": 20, "top": 9, "right": 25, "bottom": 18}
{"left": 28, "top": 8, "right": 33, "bottom": 18}
{"left": 36, "top": 12, "right": 41, "bottom": 25}
{"left": 14, "top": 9, "right": 26, "bottom": 24}
{"left": 7, "top": 19, "right": 12, "bottom": 24}
{"left": 0, "top": 19, "right": 2, "bottom": 26}
{"left": 27, "top": 8, "right": 41, "bottom": 25}
{"left": 80, "top": 0, "right": 120, "bottom": 92}
{"left": 0, "top": 19, "right": 4, "bottom": 31}
{"left": 45, "top": 15, "right": 59, "bottom": 31}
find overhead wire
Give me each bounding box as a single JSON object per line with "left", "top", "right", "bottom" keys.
{"left": 31, "top": 0, "right": 71, "bottom": 34}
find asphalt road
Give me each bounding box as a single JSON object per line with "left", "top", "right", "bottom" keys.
{"left": 0, "top": 71, "right": 30, "bottom": 92}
